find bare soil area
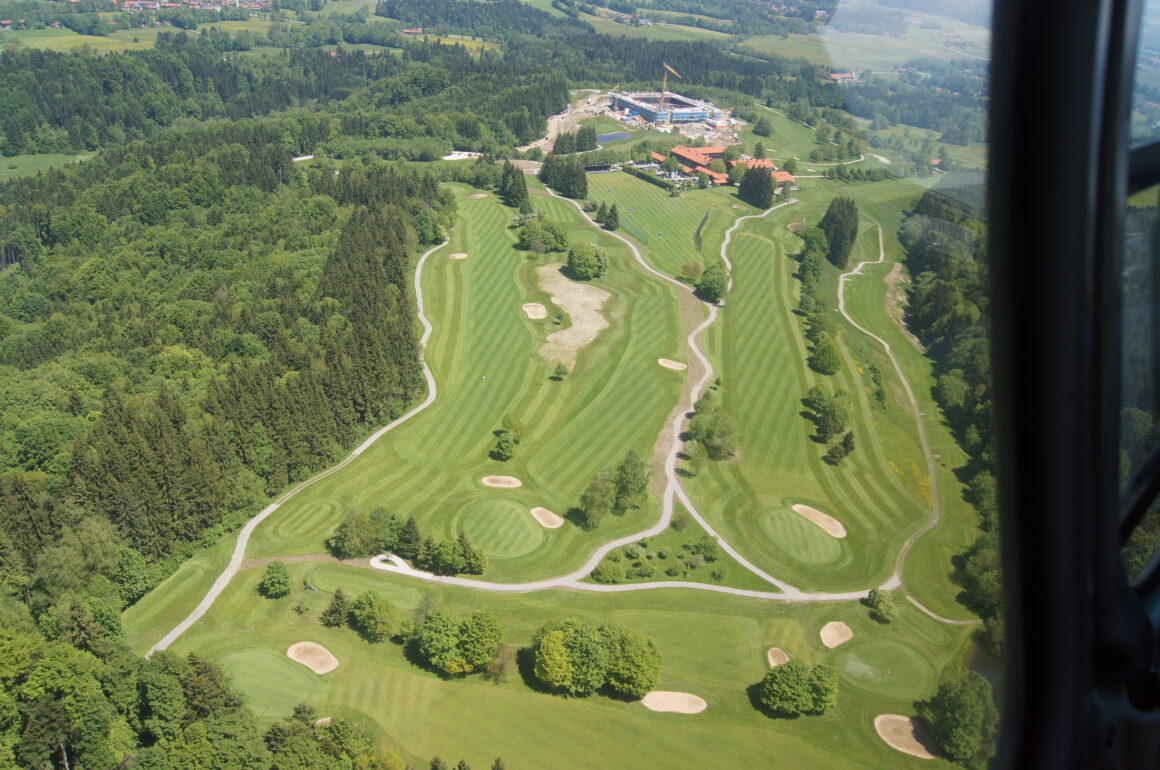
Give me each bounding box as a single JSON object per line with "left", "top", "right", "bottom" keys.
{"left": 536, "top": 264, "right": 610, "bottom": 368}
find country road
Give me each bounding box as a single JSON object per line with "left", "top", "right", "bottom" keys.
{"left": 149, "top": 191, "right": 975, "bottom": 655}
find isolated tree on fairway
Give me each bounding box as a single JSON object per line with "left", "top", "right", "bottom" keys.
{"left": 697, "top": 263, "right": 728, "bottom": 303}
{"left": 753, "top": 116, "right": 773, "bottom": 137}
{"left": 501, "top": 414, "right": 524, "bottom": 443}
{"left": 758, "top": 660, "right": 838, "bottom": 716}
{"left": 604, "top": 203, "right": 619, "bottom": 230}
{"left": 754, "top": 142, "right": 766, "bottom": 159}
{"left": 258, "top": 561, "right": 291, "bottom": 598}
{"left": 818, "top": 196, "right": 859, "bottom": 268}
{"left": 602, "top": 625, "right": 662, "bottom": 698}
{"left": 864, "top": 588, "right": 898, "bottom": 623}
{"left": 460, "top": 607, "right": 504, "bottom": 670}
{"left": 738, "top": 166, "right": 774, "bottom": 208}
{"left": 418, "top": 607, "right": 466, "bottom": 673}
{"left": 350, "top": 591, "right": 395, "bottom": 642}
{"left": 567, "top": 242, "right": 608, "bottom": 279}
{"left": 579, "top": 469, "right": 617, "bottom": 529}
{"left": 809, "top": 335, "right": 843, "bottom": 375}
{"left": 320, "top": 589, "right": 350, "bottom": 628}
{"left": 918, "top": 671, "right": 998, "bottom": 767}
{"left": 492, "top": 432, "right": 517, "bottom": 461}
{"left": 553, "top": 362, "right": 568, "bottom": 380}
{"left": 596, "top": 201, "right": 609, "bottom": 223}
{"left": 613, "top": 450, "right": 650, "bottom": 513}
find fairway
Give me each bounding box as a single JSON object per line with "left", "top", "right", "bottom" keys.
{"left": 167, "top": 562, "right": 971, "bottom": 769}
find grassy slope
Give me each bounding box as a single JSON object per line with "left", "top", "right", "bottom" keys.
{"left": 241, "top": 185, "right": 682, "bottom": 583}
{"left": 172, "top": 561, "right": 966, "bottom": 769}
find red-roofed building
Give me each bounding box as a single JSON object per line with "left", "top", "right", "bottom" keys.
{"left": 695, "top": 166, "right": 729, "bottom": 186}
{"left": 730, "top": 158, "right": 777, "bottom": 171}
{"left": 670, "top": 145, "right": 729, "bottom": 169}
{"left": 651, "top": 151, "right": 667, "bottom": 163}
{"left": 773, "top": 170, "right": 796, "bottom": 184}
{"left": 829, "top": 72, "right": 858, "bottom": 82}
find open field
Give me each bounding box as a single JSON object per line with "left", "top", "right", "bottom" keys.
{"left": 168, "top": 561, "right": 970, "bottom": 769}
{"left": 578, "top": 12, "right": 733, "bottom": 43}
{"left": 240, "top": 186, "right": 683, "bottom": 587}
{"left": 312, "top": 0, "right": 376, "bottom": 15}
{"left": 0, "top": 26, "right": 160, "bottom": 51}
{"left": 0, "top": 152, "right": 97, "bottom": 181}
{"left": 739, "top": 9, "right": 988, "bottom": 71}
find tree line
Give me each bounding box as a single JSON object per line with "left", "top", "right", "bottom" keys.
{"left": 326, "top": 508, "right": 487, "bottom": 576}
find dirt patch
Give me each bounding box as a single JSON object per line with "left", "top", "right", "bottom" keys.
{"left": 641, "top": 691, "right": 707, "bottom": 714}
{"left": 820, "top": 621, "right": 853, "bottom": 649}
{"left": 732, "top": 204, "right": 747, "bottom": 210}
{"left": 536, "top": 264, "right": 611, "bottom": 368}
{"left": 522, "top": 302, "right": 548, "bottom": 319}
{"left": 791, "top": 504, "right": 847, "bottom": 538}
{"left": 530, "top": 506, "right": 565, "bottom": 528}
{"left": 874, "top": 714, "right": 936, "bottom": 760}
{"left": 482, "top": 475, "right": 522, "bottom": 488}
{"left": 287, "top": 642, "right": 339, "bottom": 674}
{"left": 885, "top": 262, "right": 924, "bottom": 352}
{"left": 468, "top": 193, "right": 488, "bottom": 199}
{"left": 767, "top": 648, "right": 789, "bottom": 667}
{"left": 314, "top": 717, "right": 332, "bottom": 727}
{"left": 450, "top": 252, "right": 469, "bottom": 260}
{"left": 658, "top": 358, "right": 687, "bottom": 370}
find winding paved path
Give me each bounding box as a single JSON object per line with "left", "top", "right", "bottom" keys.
{"left": 150, "top": 192, "right": 974, "bottom": 654}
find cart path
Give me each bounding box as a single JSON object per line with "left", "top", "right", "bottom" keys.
{"left": 149, "top": 195, "right": 975, "bottom": 655}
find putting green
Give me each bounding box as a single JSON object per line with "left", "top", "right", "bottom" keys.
{"left": 453, "top": 497, "right": 546, "bottom": 558}
{"left": 758, "top": 508, "right": 844, "bottom": 565}
{"left": 835, "top": 640, "right": 935, "bottom": 700}
{"left": 216, "top": 649, "right": 325, "bottom": 721}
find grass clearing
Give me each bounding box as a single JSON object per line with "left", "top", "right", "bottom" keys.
{"left": 0, "top": 152, "right": 97, "bottom": 182}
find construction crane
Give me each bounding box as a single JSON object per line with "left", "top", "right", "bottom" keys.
{"left": 660, "top": 63, "right": 682, "bottom": 124}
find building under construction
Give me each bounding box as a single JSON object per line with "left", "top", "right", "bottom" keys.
{"left": 609, "top": 91, "right": 725, "bottom": 125}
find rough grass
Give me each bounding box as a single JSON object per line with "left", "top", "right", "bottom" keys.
{"left": 0, "top": 152, "right": 96, "bottom": 181}
{"left": 171, "top": 562, "right": 971, "bottom": 769}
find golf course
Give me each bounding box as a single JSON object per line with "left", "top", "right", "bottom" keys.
{"left": 123, "top": 168, "right": 979, "bottom": 768}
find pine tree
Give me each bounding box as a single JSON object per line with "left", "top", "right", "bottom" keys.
{"left": 604, "top": 203, "right": 619, "bottom": 231}
{"left": 738, "top": 166, "right": 774, "bottom": 209}
{"left": 596, "top": 201, "right": 609, "bottom": 223}
{"left": 818, "top": 196, "right": 859, "bottom": 268}
{"left": 320, "top": 589, "right": 350, "bottom": 628}
{"left": 397, "top": 516, "right": 421, "bottom": 560}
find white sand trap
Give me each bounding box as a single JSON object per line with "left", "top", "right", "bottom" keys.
{"left": 874, "top": 715, "right": 936, "bottom": 760}
{"left": 767, "top": 648, "right": 790, "bottom": 667}
{"left": 468, "top": 193, "right": 488, "bottom": 199}
{"left": 792, "top": 504, "right": 847, "bottom": 538}
{"left": 449, "top": 252, "right": 469, "bottom": 260}
{"left": 530, "top": 506, "right": 565, "bottom": 528}
{"left": 314, "top": 716, "right": 332, "bottom": 727}
{"left": 536, "top": 264, "right": 611, "bottom": 368}
{"left": 522, "top": 303, "right": 548, "bottom": 319}
{"left": 658, "top": 358, "right": 687, "bottom": 370}
{"left": 820, "top": 621, "right": 853, "bottom": 649}
{"left": 641, "top": 691, "right": 707, "bottom": 714}
{"left": 287, "top": 642, "right": 339, "bottom": 674}
{"left": 482, "top": 475, "right": 522, "bottom": 488}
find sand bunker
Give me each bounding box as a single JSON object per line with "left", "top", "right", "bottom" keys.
{"left": 791, "top": 504, "right": 847, "bottom": 538}
{"left": 536, "top": 264, "right": 611, "bottom": 368}
{"left": 287, "top": 642, "right": 339, "bottom": 674}
{"left": 658, "top": 358, "right": 688, "bottom": 370}
{"left": 314, "top": 717, "right": 332, "bottom": 727}
{"left": 530, "top": 506, "right": 565, "bottom": 528}
{"left": 482, "top": 475, "right": 522, "bottom": 488}
{"left": 641, "top": 691, "right": 707, "bottom": 714}
{"left": 874, "top": 715, "right": 936, "bottom": 760}
{"left": 820, "top": 621, "right": 853, "bottom": 649}
{"left": 468, "top": 193, "right": 488, "bottom": 199}
{"left": 449, "top": 252, "right": 469, "bottom": 260}
{"left": 767, "top": 648, "right": 790, "bottom": 667}
{"left": 522, "top": 302, "right": 548, "bottom": 319}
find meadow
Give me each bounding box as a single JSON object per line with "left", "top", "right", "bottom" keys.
{"left": 169, "top": 560, "right": 969, "bottom": 769}
{"left": 0, "top": 152, "right": 96, "bottom": 181}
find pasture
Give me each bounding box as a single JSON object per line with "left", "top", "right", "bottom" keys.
{"left": 577, "top": 11, "right": 733, "bottom": 43}
{"left": 168, "top": 561, "right": 970, "bottom": 769}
